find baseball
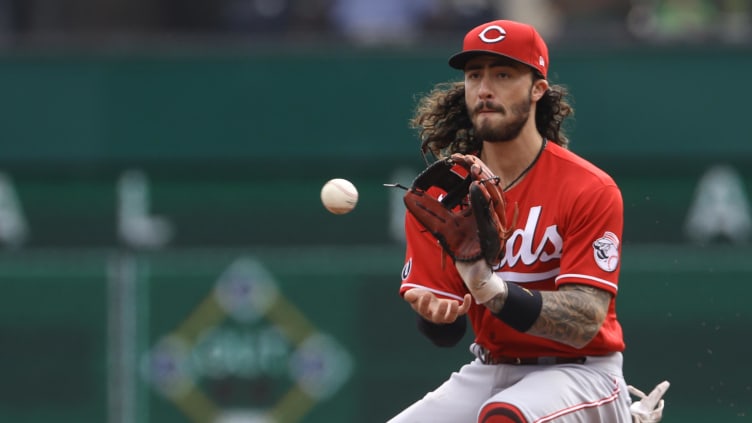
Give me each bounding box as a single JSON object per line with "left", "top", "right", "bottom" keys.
{"left": 321, "top": 178, "right": 358, "bottom": 215}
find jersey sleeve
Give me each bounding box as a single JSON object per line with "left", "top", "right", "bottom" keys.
{"left": 555, "top": 184, "right": 624, "bottom": 295}
{"left": 400, "top": 211, "right": 468, "bottom": 301}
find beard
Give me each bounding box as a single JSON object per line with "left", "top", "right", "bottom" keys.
{"left": 472, "top": 95, "right": 532, "bottom": 143}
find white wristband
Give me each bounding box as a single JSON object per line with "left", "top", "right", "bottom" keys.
{"left": 455, "top": 262, "right": 507, "bottom": 304}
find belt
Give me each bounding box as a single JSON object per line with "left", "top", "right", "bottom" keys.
{"left": 471, "top": 343, "right": 586, "bottom": 366}
{"left": 483, "top": 354, "right": 586, "bottom": 365}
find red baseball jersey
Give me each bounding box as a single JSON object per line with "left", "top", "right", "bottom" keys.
{"left": 400, "top": 141, "right": 625, "bottom": 357}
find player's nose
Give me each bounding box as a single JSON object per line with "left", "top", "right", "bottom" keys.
{"left": 477, "top": 77, "right": 494, "bottom": 100}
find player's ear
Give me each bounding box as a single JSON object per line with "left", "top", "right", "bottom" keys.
{"left": 531, "top": 79, "right": 549, "bottom": 102}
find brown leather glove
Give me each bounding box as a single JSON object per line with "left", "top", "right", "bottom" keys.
{"left": 403, "top": 153, "right": 516, "bottom": 266}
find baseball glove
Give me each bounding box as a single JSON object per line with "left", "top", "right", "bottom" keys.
{"left": 403, "top": 153, "right": 516, "bottom": 266}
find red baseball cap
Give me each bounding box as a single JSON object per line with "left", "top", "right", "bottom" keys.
{"left": 448, "top": 20, "right": 549, "bottom": 78}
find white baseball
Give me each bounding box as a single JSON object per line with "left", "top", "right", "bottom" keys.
{"left": 321, "top": 178, "right": 358, "bottom": 215}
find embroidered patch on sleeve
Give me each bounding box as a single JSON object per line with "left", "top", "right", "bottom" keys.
{"left": 401, "top": 258, "right": 412, "bottom": 280}
{"left": 593, "top": 231, "right": 620, "bottom": 272}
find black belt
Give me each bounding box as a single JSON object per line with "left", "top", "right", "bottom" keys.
{"left": 483, "top": 355, "right": 586, "bottom": 365}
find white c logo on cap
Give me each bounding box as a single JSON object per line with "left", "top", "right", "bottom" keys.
{"left": 479, "top": 25, "right": 506, "bottom": 43}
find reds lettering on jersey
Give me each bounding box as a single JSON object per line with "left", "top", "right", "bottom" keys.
{"left": 400, "top": 142, "right": 625, "bottom": 357}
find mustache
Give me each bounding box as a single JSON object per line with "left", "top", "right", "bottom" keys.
{"left": 473, "top": 101, "right": 505, "bottom": 115}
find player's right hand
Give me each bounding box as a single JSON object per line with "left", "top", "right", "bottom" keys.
{"left": 403, "top": 288, "right": 471, "bottom": 324}
{"left": 455, "top": 259, "right": 507, "bottom": 305}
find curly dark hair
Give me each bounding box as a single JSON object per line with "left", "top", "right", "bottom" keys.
{"left": 410, "top": 79, "right": 574, "bottom": 159}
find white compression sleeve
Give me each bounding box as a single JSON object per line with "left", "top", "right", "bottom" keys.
{"left": 454, "top": 261, "right": 507, "bottom": 304}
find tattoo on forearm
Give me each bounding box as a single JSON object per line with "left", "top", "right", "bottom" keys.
{"left": 484, "top": 293, "right": 507, "bottom": 313}
{"left": 527, "top": 285, "right": 611, "bottom": 348}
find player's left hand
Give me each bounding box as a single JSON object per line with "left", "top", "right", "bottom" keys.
{"left": 450, "top": 153, "right": 517, "bottom": 266}
{"left": 402, "top": 153, "right": 516, "bottom": 267}
{"left": 404, "top": 288, "right": 472, "bottom": 324}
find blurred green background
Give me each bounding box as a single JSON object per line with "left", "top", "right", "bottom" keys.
{"left": 0, "top": 1, "right": 751, "bottom": 422}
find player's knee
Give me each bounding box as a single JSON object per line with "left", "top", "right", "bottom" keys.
{"left": 478, "top": 402, "right": 527, "bottom": 423}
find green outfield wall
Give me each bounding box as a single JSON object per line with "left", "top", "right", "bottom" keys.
{"left": 0, "top": 47, "right": 750, "bottom": 422}
{"left": 0, "top": 46, "right": 751, "bottom": 163}
{"left": 0, "top": 47, "right": 750, "bottom": 248}
{"left": 0, "top": 246, "right": 749, "bottom": 423}
{"left": 0, "top": 158, "right": 749, "bottom": 247}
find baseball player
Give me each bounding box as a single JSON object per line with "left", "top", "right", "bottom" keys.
{"left": 389, "top": 20, "right": 667, "bottom": 423}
